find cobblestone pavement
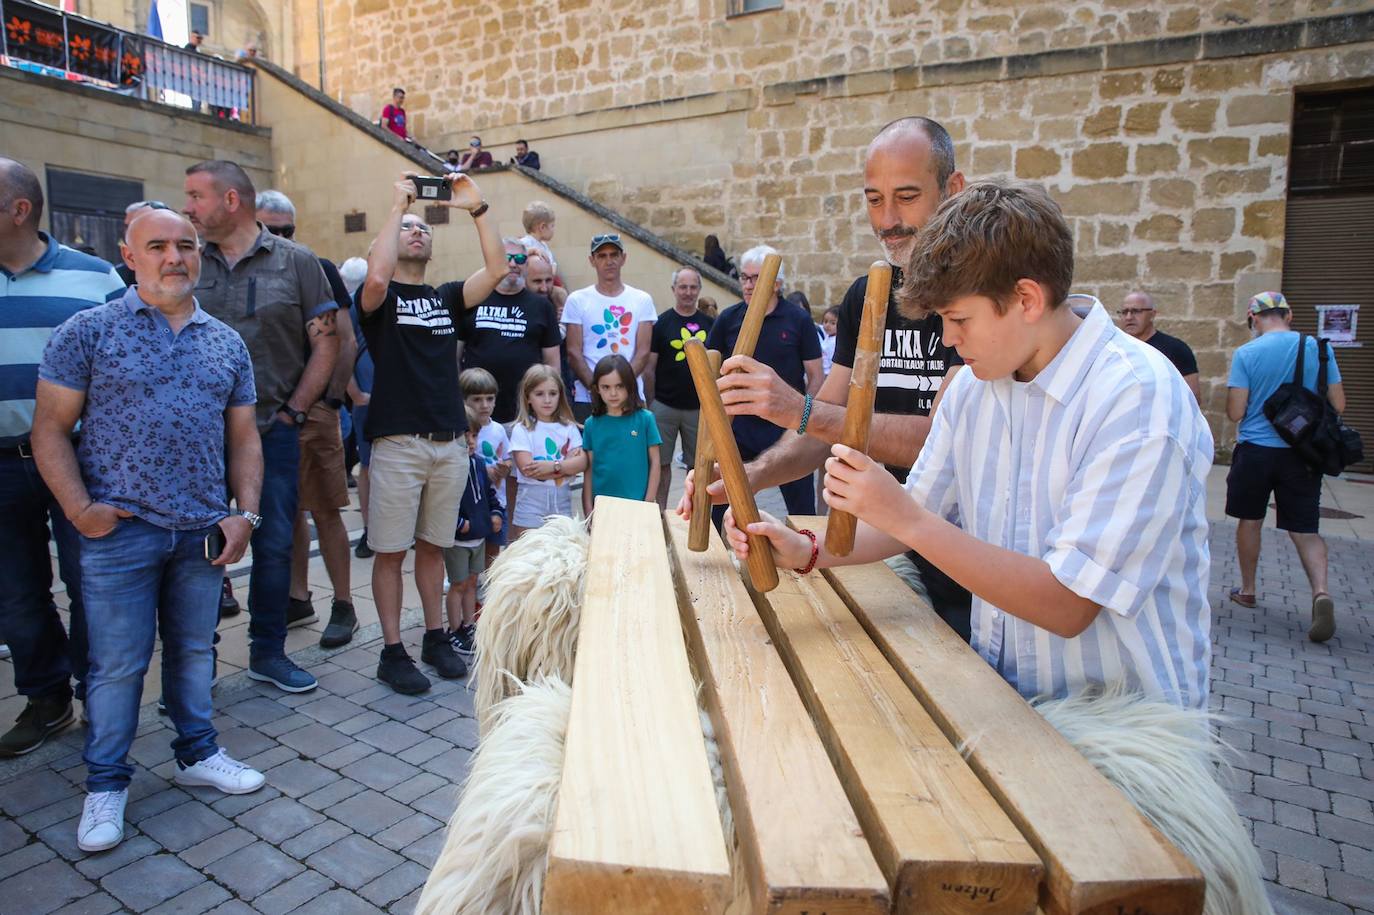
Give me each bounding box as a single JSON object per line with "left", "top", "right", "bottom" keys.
{"left": 0, "top": 490, "right": 1370, "bottom": 913}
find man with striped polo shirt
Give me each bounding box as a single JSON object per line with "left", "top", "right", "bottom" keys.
{"left": 723, "top": 182, "right": 1213, "bottom": 709}
{"left": 0, "top": 158, "right": 124, "bottom": 756}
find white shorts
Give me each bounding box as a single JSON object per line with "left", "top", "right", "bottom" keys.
{"left": 511, "top": 481, "right": 573, "bottom": 529}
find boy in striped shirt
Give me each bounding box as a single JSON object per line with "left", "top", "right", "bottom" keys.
{"left": 725, "top": 182, "right": 1212, "bottom": 709}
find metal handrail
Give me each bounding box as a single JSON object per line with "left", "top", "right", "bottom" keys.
{"left": 0, "top": 0, "right": 255, "bottom": 123}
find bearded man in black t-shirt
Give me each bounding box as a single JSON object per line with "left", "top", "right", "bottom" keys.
{"left": 357, "top": 173, "right": 507, "bottom": 694}
{"left": 681, "top": 117, "right": 977, "bottom": 640}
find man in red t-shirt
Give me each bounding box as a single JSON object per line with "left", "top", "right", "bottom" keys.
{"left": 381, "top": 88, "right": 411, "bottom": 142}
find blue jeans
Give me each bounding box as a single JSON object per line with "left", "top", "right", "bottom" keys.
{"left": 81, "top": 518, "right": 222, "bottom": 791}
{"left": 0, "top": 453, "right": 87, "bottom": 702}
{"left": 247, "top": 421, "right": 300, "bottom": 662}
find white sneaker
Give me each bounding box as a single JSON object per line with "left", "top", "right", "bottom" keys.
{"left": 77, "top": 789, "right": 127, "bottom": 852}
{"left": 0, "top": 643, "right": 10, "bottom": 659}
{"left": 174, "top": 749, "right": 265, "bottom": 795}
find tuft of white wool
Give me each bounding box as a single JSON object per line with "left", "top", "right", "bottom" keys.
{"left": 416, "top": 676, "right": 572, "bottom": 915}
{"left": 1035, "top": 687, "right": 1275, "bottom": 915}
{"left": 473, "top": 516, "right": 589, "bottom": 732}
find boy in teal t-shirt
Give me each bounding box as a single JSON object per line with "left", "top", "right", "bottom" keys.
{"left": 581, "top": 355, "right": 662, "bottom": 511}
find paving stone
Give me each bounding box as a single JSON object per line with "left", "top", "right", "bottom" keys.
{"left": 0, "top": 840, "right": 57, "bottom": 881}
{"left": 426, "top": 716, "right": 478, "bottom": 750}
{"left": 258, "top": 713, "right": 314, "bottom": 739}
{"left": 253, "top": 869, "right": 336, "bottom": 915}
{"left": 403, "top": 706, "right": 455, "bottom": 732}
{"left": 280, "top": 819, "right": 352, "bottom": 859}
{"left": 264, "top": 757, "right": 340, "bottom": 798}
{"left": 373, "top": 812, "right": 442, "bottom": 853}
{"left": 290, "top": 887, "right": 385, "bottom": 915}
{"left": 205, "top": 902, "right": 257, "bottom": 915}
{"left": 0, "top": 856, "right": 94, "bottom": 914}
{"left": 400, "top": 827, "right": 445, "bottom": 869}
{"left": 139, "top": 801, "right": 233, "bottom": 852}
{"left": 300, "top": 777, "right": 366, "bottom": 811}
{"left": 2, "top": 768, "right": 80, "bottom": 817}
{"left": 235, "top": 796, "right": 325, "bottom": 843}
{"left": 37, "top": 816, "right": 93, "bottom": 862}
{"left": 316, "top": 740, "right": 375, "bottom": 770}
{"left": 355, "top": 721, "right": 428, "bottom": 755}
{"left": 307, "top": 835, "right": 405, "bottom": 890}
{"left": 389, "top": 886, "right": 423, "bottom": 915}
{"left": 358, "top": 860, "right": 428, "bottom": 907}
{"left": 396, "top": 737, "right": 450, "bottom": 766}
{"left": 1326, "top": 870, "right": 1374, "bottom": 910}
{"left": 1317, "top": 813, "right": 1374, "bottom": 850}
{"left": 0, "top": 819, "right": 28, "bottom": 857}
{"left": 409, "top": 783, "right": 459, "bottom": 822}
{"left": 222, "top": 696, "right": 295, "bottom": 728}
{"left": 142, "top": 879, "right": 231, "bottom": 915}
{"left": 74, "top": 835, "right": 161, "bottom": 879}
{"left": 51, "top": 891, "right": 122, "bottom": 915}
{"left": 125, "top": 787, "right": 194, "bottom": 824}
{"left": 18, "top": 791, "right": 87, "bottom": 833}
{"left": 418, "top": 747, "right": 472, "bottom": 780}
{"left": 100, "top": 854, "right": 204, "bottom": 911}
{"left": 364, "top": 694, "right": 432, "bottom": 723}
{"left": 127, "top": 731, "right": 177, "bottom": 770}
{"left": 326, "top": 789, "right": 412, "bottom": 836}
{"left": 204, "top": 841, "right": 304, "bottom": 900}
{"left": 1276, "top": 853, "right": 1327, "bottom": 895}
{"left": 335, "top": 710, "right": 389, "bottom": 737}
{"left": 315, "top": 669, "right": 374, "bottom": 696}
{"left": 207, "top": 785, "right": 281, "bottom": 818}
{"left": 351, "top": 754, "right": 421, "bottom": 792}
{"left": 386, "top": 771, "right": 448, "bottom": 805}
{"left": 298, "top": 695, "right": 366, "bottom": 726}
{"left": 177, "top": 826, "right": 257, "bottom": 869}
{"left": 276, "top": 722, "right": 354, "bottom": 758}
{"left": 240, "top": 745, "right": 297, "bottom": 774}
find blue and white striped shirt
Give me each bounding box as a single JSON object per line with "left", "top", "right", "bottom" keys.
{"left": 906, "top": 300, "right": 1213, "bottom": 708}
{"left": 1, "top": 234, "right": 124, "bottom": 446}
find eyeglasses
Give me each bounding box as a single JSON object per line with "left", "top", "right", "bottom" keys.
{"left": 740, "top": 272, "right": 761, "bottom": 284}
{"left": 401, "top": 222, "right": 432, "bottom": 236}
{"left": 1117, "top": 307, "right": 1153, "bottom": 317}
{"left": 591, "top": 233, "right": 621, "bottom": 246}
{"left": 506, "top": 253, "right": 528, "bottom": 264}
{"left": 265, "top": 224, "right": 296, "bottom": 240}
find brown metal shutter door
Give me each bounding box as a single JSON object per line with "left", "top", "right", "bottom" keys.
{"left": 1281, "top": 194, "right": 1374, "bottom": 474}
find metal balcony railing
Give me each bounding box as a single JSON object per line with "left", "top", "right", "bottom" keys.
{"left": 1, "top": 0, "right": 255, "bottom": 123}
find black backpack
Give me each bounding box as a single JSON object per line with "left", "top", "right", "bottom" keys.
{"left": 1262, "top": 335, "right": 1364, "bottom": 476}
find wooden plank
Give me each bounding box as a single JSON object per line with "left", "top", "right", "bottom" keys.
{"left": 793, "top": 518, "right": 1204, "bottom": 915}
{"left": 544, "top": 497, "right": 732, "bottom": 915}
{"left": 746, "top": 566, "right": 1043, "bottom": 914}
{"left": 664, "top": 513, "right": 890, "bottom": 915}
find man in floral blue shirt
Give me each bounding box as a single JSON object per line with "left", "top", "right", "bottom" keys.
{"left": 32, "top": 209, "right": 267, "bottom": 854}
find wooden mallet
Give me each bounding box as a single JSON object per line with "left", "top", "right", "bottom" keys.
{"left": 824, "top": 261, "right": 892, "bottom": 557}
{"left": 686, "top": 340, "right": 779, "bottom": 593}
{"left": 688, "top": 349, "right": 724, "bottom": 551}
{"left": 687, "top": 251, "right": 782, "bottom": 552}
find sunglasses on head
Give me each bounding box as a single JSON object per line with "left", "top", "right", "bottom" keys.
{"left": 146, "top": 201, "right": 171, "bottom": 210}
{"left": 265, "top": 224, "right": 296, "bottom": 239}
{"left": 506, "top": 253, "right": 528, "bottom": 264}
{"left": 591, "top": 233, "right": 621, "bottom": 248}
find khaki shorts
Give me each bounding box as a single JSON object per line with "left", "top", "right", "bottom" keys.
{"left": 444, "top": 541, "right": 487, "bottom": 583}
{"left": 367, "top": 435, "right": 470, "bottom": 552}
{"left": 298, "top": 403, "right": 349, "bottom": 513}
{"left": 650, "top": 400, "right": 700, "bottom": 468}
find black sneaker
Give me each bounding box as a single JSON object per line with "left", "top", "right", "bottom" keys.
{"left": 219, "top": 578, "right": 240, "bottom": 618}
{"left": 378, "top": 646, "right": 430, "bottom": 695}
{"left": 449, "top": 624, "right": 477, "bottom": 658}
{"left": 354, "top": 530, "right": 374, "bottom": 559}
{"left": 286, "top": 593, "right": 317, "bottom": 629}
{"left": 319, "top": 600, "right": 358, "bottom": 649}
{"left": 0, "top": 695, "right": 75, "bottom": 757}
{"left": 421, "top": 630, "right": 468, "bottom": 679}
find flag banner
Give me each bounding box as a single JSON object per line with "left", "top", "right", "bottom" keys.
{"left": 3, "top": 0, "right": 68, "bottom": 70}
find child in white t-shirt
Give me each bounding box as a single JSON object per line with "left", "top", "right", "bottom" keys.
{"left": 519, "top": 201, "right": 558, "bottom": 277}
{"left": 509, "top": 364, "right": 586, "bottom": 539}
{"left": 460, "top": 368, "right": 513, "bottom": 564}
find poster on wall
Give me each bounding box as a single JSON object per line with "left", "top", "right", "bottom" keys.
{"left": 1316, "top": 305, "right": 1360, "bottom": 347}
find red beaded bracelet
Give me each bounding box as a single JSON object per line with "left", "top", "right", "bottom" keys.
{"left": 793, "top": 528, "right": 819, "bottom": 575}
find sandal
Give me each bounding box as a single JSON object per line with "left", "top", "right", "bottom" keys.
{"left": 1309, "top": 592, "right": 1336, "bottom": 643}
{"left": 1228, "top": 587, "right": 1257, "bottom": 608}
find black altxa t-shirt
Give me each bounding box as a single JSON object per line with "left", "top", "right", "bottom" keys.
{"left": 831, "top": 272, "right": 964, "bottom": 427}
{"left": 459, "top": 288, "right": 561, "bottom": 424}
{"left": 359, "top": 280, "right": 467, "bottom": 440}
{"left": 650, "top": 308, "right": 715, "bottom": 410}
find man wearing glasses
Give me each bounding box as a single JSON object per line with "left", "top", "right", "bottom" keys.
{"left": 562, "top": 233, "right": 657, "bottom": 422}
{"left": 1118, "top": 290, "right": 1200, "bottom": 401}
{"left": 357, "top": 172, "right": 506, "bottom": 694}
{"left": 458, "top": 239, "right": 562, "bottom": 425}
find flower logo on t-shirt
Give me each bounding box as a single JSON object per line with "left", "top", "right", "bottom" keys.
{"left": 591, "top": 306, "right": 633, "bottom": 352}
{"left": 533, "top": 435, "right": 573, "bottom": 485}
{"left": 480, "top": 439, "right": 507, "bottom": 462}
{"left": 669, "top": 325, "right": 708, "bottom": 361}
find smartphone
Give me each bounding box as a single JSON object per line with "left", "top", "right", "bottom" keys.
{"left": 408, "top": 174, "right": 451, "bottom": 202}
{"left": 205, "top": 525, "right": 226, "bottom": 562}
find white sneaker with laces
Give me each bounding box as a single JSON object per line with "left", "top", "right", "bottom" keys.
{"left": 77, "top": 789, "right": 127, "bottom": 852}
{"left": 174, "top": 749, "right": 265, "bottom": 795}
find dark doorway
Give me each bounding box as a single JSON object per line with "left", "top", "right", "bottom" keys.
{"left": 44, "top": 168, "right": 144, "bottom": 267}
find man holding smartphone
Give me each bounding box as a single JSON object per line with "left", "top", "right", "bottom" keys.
{"left": 31, "top": 208, "right": 268, "bottom": 853}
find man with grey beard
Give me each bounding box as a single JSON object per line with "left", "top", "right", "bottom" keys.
{"left": 680, "top": 116, "right": 974, "bottom": 639}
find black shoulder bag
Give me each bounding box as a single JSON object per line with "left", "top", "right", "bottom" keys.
{"left": 1262, "top": 335, "right": 1364, "bottom": 475}
{"left": 1307, "top": 338, "right": 1364, "bottom": 476}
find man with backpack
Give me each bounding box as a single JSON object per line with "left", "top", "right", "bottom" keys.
{"left": 1225, "top": 292, "right": 1346, "bottom": 642}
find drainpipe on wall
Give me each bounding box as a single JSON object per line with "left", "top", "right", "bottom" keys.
{"left": 315, "top": 0, "right": 325, "bottom": 92}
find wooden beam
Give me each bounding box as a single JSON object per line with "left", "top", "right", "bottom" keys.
{"left": 746, "top": 565, "right": 1043, "bottom": 914}
{"left": 792, "top": 518, "right": 1205, "bottom": 915}
{"left": 664, "top": 513, "right": 890, "bottom": 915}
{"left": 544, "top": 497, "right": 732, "bottom": 915}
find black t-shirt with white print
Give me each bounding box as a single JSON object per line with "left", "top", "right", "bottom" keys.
{"left": 458, "top": 288, "right": 561, "bottom": 424}
{"left": 359, "top": 280, "right": 466, "bottom": 440}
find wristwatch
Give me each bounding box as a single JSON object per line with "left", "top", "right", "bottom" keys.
{"left": 278, "top": 405, "right": 307, "bottom": 426}
{"left": 233, "top": 509, "right": 264, "bottom": 530}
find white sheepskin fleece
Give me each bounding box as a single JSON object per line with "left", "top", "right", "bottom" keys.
{"left": 473, "top": 515, "right": 589, "bottom": 732}
{"left": 416, "top": 676, "right": 572, "bottom": 915}
{"left": 1035, "top": 688, "right": 1275, "bottom": 915}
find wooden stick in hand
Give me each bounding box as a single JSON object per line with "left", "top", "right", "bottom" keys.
{"left": 825, "top": 261, "right": 892, "bottom": 557}
{"left": 686, "top": 340, "right": 779, "bottom": 592}
{"left": 688, "top": 349, "right": 724, "bottom": 552}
